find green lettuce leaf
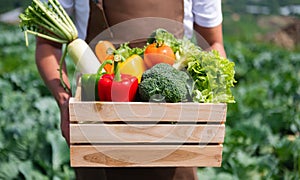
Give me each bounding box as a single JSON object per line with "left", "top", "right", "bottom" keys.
{"left": 187, "top": 50, "right": 236, "bottom": 103}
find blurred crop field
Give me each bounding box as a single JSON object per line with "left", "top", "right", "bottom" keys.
{"left": 0, "top": 1, "right": 300, "bottom": 179}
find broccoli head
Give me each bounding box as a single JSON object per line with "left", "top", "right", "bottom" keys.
{"left": 139, "top": 63, "right": 190, "bottom": 102}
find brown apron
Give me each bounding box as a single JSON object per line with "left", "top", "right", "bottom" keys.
{"left": 76, "top": 1, "right": 198, "bottom": 179}
{"left": 86, "top": 0, "right": 185, "bottom": 48}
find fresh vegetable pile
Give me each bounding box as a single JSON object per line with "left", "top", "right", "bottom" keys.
{"left": 19, "top": 0, "right": 235, "bottom": 103}
{"left": 83, "top": 28, "right": 236, "bottom": 103}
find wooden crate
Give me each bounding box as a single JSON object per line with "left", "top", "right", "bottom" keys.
{"left": 69, "top": 81, "right": 227, "bottom": 167}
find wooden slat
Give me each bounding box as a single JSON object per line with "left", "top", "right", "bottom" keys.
{"left": 70, "top": 124, "right": 225, "bottom": 144}
{"left": 70, "top": 145, "right": 223, "bottom": 167}
{"left": 69, "top": 98, "right": 227, "bottom": 123}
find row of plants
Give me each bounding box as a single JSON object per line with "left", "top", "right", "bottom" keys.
{"left": 0, "top": 23, "right": 75, "bottom": 179}
{"left": 199, "top": 39, "right": 300, "bottom": 179}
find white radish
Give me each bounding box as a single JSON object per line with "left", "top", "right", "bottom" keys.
{"left": 67, "top": 39, "right": 100, "bottom": 73}
{"left": 19, "top": 0, "right": 101, "bottom": 91}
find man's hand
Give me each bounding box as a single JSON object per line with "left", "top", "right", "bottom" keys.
{"left": 60, "top": 97, "right": 70, "bottom": 145}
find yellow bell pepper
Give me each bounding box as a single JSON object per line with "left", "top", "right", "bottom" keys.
{"left": 119, "top": 54, "right": 146, "bottom": 83}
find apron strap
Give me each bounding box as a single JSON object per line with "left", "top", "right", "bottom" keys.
{"left": 86, "top": 0, "right": 112, "bottom": 44}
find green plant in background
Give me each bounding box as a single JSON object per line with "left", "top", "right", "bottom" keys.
{"left": 0, "top": 23, "right": 75, "bottom": 179}
{"left": 198, "top": 40, "right": 300, "bottom": 179}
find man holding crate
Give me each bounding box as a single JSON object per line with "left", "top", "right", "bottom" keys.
{"left": 36, "top": 0, "right": 226, "bottom": 179}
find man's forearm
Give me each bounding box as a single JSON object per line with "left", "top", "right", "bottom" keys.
{"left": 194, "top": 23, "right": 227, "bottom": 58}
{"left": 35, "top": 37, "right": 72, "bottom": 107}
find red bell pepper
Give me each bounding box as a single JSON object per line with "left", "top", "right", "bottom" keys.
{"left": 97, "top": 55, "right": 138, "bottom": 102}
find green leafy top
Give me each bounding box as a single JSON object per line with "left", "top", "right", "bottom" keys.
{"left": 187, "top": 50, "right": 236, "bottom": 103}
{"left": 19, "top": 0, "right": 77, "bottom": 46}
{"left": 113, "top": 42, "right": 144, "bottom": 59}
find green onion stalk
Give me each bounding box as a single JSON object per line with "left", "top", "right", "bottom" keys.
{"left": 19, "top": 0, "right": 100, "bottom": 92}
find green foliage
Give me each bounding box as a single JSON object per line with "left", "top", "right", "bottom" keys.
{"left": 0, "top": 0, "right": 31, "bottom": 14}
{"left": 186, "top": 50, "right": 236, "bottom": 103}
{"left": 0, "top": 23, "right": 75, "bottom": 179}
{"left": 198, "top": 40, "right": 300, "bottom": 179}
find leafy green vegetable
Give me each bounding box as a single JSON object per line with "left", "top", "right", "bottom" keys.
{"left": 114, "top": 42, "right": 144, "bottom": 59}
{"left": 187, "top": 50, "right": 236, "bottom": 103}
{"left": 173, "top": 37, "right": 202, "bottom": 70}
